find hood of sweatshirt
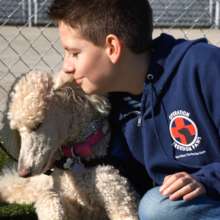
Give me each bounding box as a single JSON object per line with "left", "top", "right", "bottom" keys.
{"left": 143, "top": 33, "right": 208, "bottom": 118}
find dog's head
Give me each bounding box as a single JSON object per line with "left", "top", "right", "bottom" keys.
{"left": 7, "top": 71, "right": 110, "bottom": 177}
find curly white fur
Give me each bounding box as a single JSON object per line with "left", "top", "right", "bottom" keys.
{"left": 0, "top": 70, "right": 138, "bottom": 220}
{"left": 8, "top": 71, "right": 54, "bottom": 130}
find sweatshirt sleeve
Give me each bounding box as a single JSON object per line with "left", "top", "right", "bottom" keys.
{"left": 192, "top": 163, "right": 220, "bottom": 198}
{"left": 191, "top": 43, "right": 220, "bottom": 198}
{"left": 196, "top": 43, "right": 220, "bottom": 132}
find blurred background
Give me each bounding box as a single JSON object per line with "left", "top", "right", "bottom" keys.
{"left": 0, "top": 0, "right": 220, "bottom": 218}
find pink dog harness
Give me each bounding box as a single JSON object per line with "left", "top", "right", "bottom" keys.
{"left": 58, "top": 119, "right": 109, "bottom": 171}
{"left": 61, "top": 129, "right": 105, "bottom": 158}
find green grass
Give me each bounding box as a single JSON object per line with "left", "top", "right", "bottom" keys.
{"left": 0, "top": 203, "right": 37, "bottom": 220}
{"left": 0, "top": 148, "right": 10, "bottom": 170}
{"left": 0, "top": 148, "right": 37, "bottom": 220}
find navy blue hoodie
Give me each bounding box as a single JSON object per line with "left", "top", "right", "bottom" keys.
{"left": 109, "top": 33, "right": 220, "bottom": 199}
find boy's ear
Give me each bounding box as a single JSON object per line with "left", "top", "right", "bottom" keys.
{"left": 105, "top": 34, "right": 123, "bottom": 64}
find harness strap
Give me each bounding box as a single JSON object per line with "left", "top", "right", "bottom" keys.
{"left": 61, "top": 129, "right": 105, "bottom": 158}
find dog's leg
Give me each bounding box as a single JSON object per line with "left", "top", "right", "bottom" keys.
{"left": 0, "top": 168, "right": 51, "bottom": 204}
{"left": 35, "top": 190, "right": 66, "bottom": 220}
{"left": 0, "top": 168, "right": 66, "bottom": 220}
{"left": 93, "top": 165, "right": 139, "bottom": 220}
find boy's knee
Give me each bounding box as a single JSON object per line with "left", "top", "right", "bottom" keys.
{"left": 138, "top": 187, "right": 185, "bottom": 220}
{"left": 138, "top": 187, "right": 164, "bottom": 220}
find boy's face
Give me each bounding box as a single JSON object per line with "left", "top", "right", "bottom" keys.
{"left": 58, "top": 21, "right": 116, "bottom": 94}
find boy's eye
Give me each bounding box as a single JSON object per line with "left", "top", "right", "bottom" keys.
{"left": 72, "top": 52, "right": 79, "bottom": 57}
{"left": 64, "top": 49, "right": 79, "bottom": 58}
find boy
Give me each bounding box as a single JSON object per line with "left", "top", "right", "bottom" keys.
{"left": 49, "top": 0, "right": 220, "bottom": 219}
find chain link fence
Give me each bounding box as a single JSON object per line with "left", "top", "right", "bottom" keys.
{"left": 0, "top": 0, "right": 220, "bottom": 125}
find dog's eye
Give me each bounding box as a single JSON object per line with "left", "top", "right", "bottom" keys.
{"left": 32, "top": 123, "right": 42, "bottom": 131}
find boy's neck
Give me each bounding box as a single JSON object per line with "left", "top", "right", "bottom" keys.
{"left": 117, "top": 49, "right": 150, "bottom": 95}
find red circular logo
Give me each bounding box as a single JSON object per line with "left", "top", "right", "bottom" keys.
{"left": 169, "top": 116, "right": 198, "bottom": 146}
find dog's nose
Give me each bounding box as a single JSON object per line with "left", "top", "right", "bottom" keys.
{"left": 18, "top": 167, "right": 32, "bottom": 178}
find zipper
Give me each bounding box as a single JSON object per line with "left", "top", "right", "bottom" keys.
{"left": 137, "top": 113, "right": 142, "bottom": 127}
{"left": 119, "top": 110, "right": 142, "bottom": 127}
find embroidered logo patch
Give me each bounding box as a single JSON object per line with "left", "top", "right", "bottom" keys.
{"left": 169, "top": 110, "right": 202, "bottom": 151}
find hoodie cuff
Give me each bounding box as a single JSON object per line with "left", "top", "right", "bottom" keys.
{"left": 191, "top": 172, "right": 219, "bottom": 200}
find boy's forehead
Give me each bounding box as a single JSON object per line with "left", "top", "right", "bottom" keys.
{"left": 59, "top": 22, "right": 82, "bottom": 39}
{"left": 58, "top": 21, "right": 88, "bottom": 48}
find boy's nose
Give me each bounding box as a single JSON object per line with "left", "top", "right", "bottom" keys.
{"left": 63, "top": 57, "right": 75, "bottom": 74}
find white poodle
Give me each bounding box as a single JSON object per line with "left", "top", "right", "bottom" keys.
{"left": 0, "top": 71, "right": 138, "bottom": 220}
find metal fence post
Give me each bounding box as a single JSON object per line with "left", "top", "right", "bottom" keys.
{"left": 215, "top": 0, "right": 220, "bottom": 28}
{"left": 27, "top": 0, "right": 32, "bottom": 27}
{"left": 21, "top": 0, "right": 26, "bottom": 22}
{"left": 33, "top": 0, "right": 38, "bottom": 25}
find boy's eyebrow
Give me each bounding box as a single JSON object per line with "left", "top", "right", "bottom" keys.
{"left": 64, "top": 46, "right": 80, "bottom": 51}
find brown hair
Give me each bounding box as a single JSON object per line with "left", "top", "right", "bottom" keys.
{"left": 49, "top": 0, "right": 153, "bottom": 53}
